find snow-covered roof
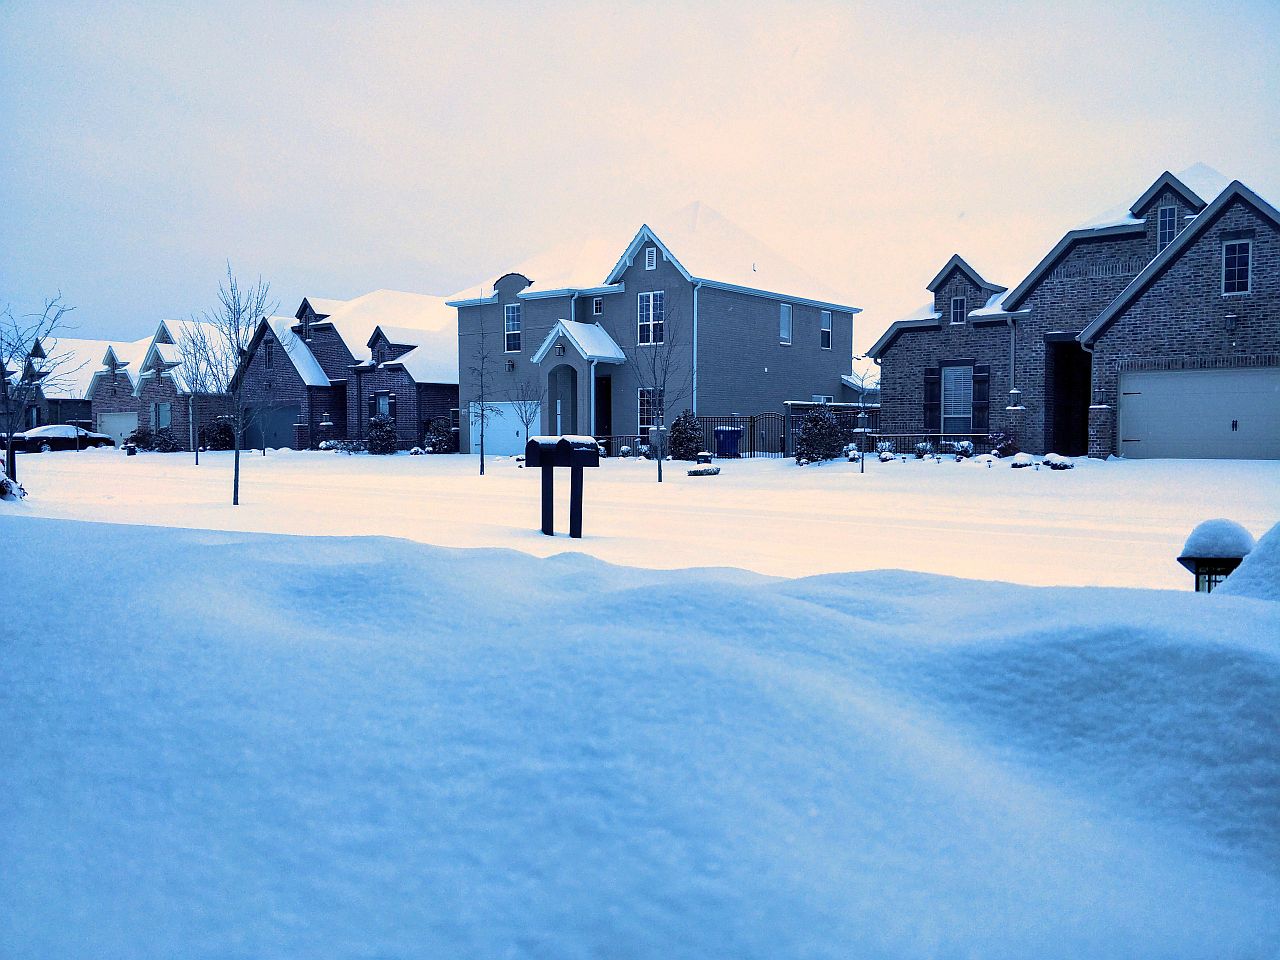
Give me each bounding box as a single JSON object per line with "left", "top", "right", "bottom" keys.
{"left": 460, "top": 202, "right": 859, "bottom": 313}
{"left": 302, "top": 297, "right": 348, "bottom": 318}
{"left": 307, "top": 289, "right": 460, "bottom": 369}
{"left": 866, "top": 304, "right": 943, "bottom": 359}
{"left": 133, "top": 320, "right": 222, "bottom": 395}
{"left": 33, "top": 337, "right": 122, "bottom": 400}
{"left": 531, "top": 320, "right": 627, "bottom": 365}
{"left": 926, "top": 255, "right": 1005, "bottom": 294}
{"left": 266, "top": 316, "right": 329, "bottom": 388}
{"left": 1074, "top": 163, "right": 1232, "bottom": 231}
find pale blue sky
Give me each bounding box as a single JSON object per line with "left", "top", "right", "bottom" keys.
{"left": 2, "top": 0, "right": 1277, "bottom": 349}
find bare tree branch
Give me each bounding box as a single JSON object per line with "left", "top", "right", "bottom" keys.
{"left": 1, "top": 295, "right": 77, "bottom": 480}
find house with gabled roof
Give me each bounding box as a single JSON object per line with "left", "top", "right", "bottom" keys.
{"left": 86, "top": 321, "right": 228, "bottom": 450}
{"left": 869, "top": 164, "right": 1279, "bottom": 459}
{"left": 449, "top": 202, "right": 861, "bottom": 455}
{"left": 233, "top": 289, "right": 460, "bottom": 449}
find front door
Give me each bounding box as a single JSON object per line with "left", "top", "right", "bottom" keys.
{"left": 547, "top": 364, "right": 578, "bottom": 436}
{"left": 594, "top": 376, "right": 612, "bottom": 436}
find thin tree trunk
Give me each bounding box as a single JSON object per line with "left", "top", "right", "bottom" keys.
{"left": 5, "top": 438, "right": 15, "bottom": 482}
{"left": 233, "top": 434, "right": 241, "bottom": 506}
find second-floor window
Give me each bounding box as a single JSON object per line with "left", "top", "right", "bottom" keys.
{"left": 779, "top": 303, "right": 792, "bottom": 345}
{"left": 504, "top": 304, "right": 522, "bottom": 352}
{"left": 592, "top": 297, "right": 603, "bottom": 316}
{"left": 1158, "top": 205, "right": 1178, "bottom": 251}
{"left": 638, "top": 291, "right": 664, "bottom": 345}
{"left": 265, "top": 340, "right": 275, "bottom": 370}
{"left": 820, "top": 311, "right": 832, "bottom": 349}
{"left": 1223, "top": 240, "right": 1251, "bottom": 294}
{"left": 950, "top": 296, "right": 967, "bottom": 325}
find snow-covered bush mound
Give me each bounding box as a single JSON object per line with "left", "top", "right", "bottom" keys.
{"left": 1180, "top": 518, "right": 1256, "bottom": 559}
{"left": 1217, "top": 522, "right": 1279, "bottom": 602}
{"left": 1010, "top": 451, "right": 1035, "bottom": 468}
{"left": 0, "top": 474, "right": 26, "bottom": 501}
{"left": 3, "top": 515, "right": 1279, "bottom": 958}
{"left": 1044, "top": 452, "right": 1074, "bottom": 470}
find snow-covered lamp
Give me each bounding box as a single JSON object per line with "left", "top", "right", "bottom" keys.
{"left": 1177, "top": 519, "right": 1255, "bottom": 593}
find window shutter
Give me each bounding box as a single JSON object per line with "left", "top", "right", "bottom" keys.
{"left": 368, "top": 394, "right": 377, "bottom": 421}
{"left": 972, "top": 365, "right": 990, "bottom": 432}
{"left": 923, "top": 368, "right": 941, "bottom": 432}
{"left": 388, "top": 393, "right": 397, "bottom": 422}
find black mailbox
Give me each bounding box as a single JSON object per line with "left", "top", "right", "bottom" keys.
{"left": 526, "top": 435, "right": 601, "bottom": 538}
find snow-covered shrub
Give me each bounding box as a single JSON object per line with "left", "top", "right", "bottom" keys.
{"left": 668, "top": 410, "right": 703, "bottom": 461}
{"left": 878, "top": 449, "right": 895, "bottom": 463}
{"left": 1010, "top": 452, "right": 1034, "bottom": 468}
{"left": 842, "top": 442, "right": 861, "bottom": 463}
{"left": 125, "top": 427, "right": 181, "bottom": 453}
{"left": 198, "top": 421, "right": 234, "bottom": 451}
{"left": 409, "top": 446, "right": 425, "bottom": 456}
{"left": 0, "top": 474, "right": 26, "bottom": 501}
{"left": 793, "top": 407, "right": 844, "bottom": 465}
{"left": 619, "top": 445, "right": 632, "bottom": 458}
{"left": 942, "top": 440, "right": 975, "bottom": 459}
{"left": 989, "top": 432, "right": 1018, "bottom": 458}
{"left": 1044, "top": 453, "right": 1074, "bottom": 470}
{"left": 366, "top": 414, "right": 398, "bottom": 455}
{"left": 687, "top": 465, "right": 721, "bottom": 477}
{"left": 875, "top": 440, "right": 895, "bottom": 455}
{"left": 324, "top": 439, "right": 366, "bottom": 454}
{"left": 914, "top": 441, "right": 934, "bottom": 459}
{"left": 422, "top": 417, "right": 456, "bottom": 454}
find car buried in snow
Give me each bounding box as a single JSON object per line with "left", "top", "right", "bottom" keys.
{"left": 8, "top": 424, "right": 115, "bottom": 453}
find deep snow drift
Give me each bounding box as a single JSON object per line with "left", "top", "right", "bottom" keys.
{"left": 1219, "top": 521, "right": 1280, "bottom": 602}
{"left": 2, "top": 515, "right": 1277, "bottom": 959}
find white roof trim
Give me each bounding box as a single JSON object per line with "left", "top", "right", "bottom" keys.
{"left": 530, "top": 320, "right": 627, "bottom": 365}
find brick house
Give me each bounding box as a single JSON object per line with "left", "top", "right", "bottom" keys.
{"left": 88, "top": 321, "right": 228, "bottom": 451}
{"left": 450, "top": 203, "right": 861, "bottom": 455}
{"left": 869, "top": 165, "right": 1279, "bottom": 459}
{"left": 233, "top": 290, "right": 459, "bottom": 449}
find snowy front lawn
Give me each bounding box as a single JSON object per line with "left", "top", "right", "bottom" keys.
{"left": 2, "top": 515, "right": 1277, "bottom": 959}
{"left": 11, "top": 447, "right": 1278, "bottom": 588}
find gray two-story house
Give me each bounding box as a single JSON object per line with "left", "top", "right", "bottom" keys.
{"left": 449, "top": 203, "right": 860, "bottom": 455}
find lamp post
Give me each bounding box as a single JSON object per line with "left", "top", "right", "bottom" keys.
{"left": 857, "top": 407, "right": 867, "bottom": 475}
{"left": 1177, "top": 520, "right": 1254, "bottom": 593}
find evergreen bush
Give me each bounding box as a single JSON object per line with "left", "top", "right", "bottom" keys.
{"left": 668, "top": 410, "right": 703, "bottom": 461}
{"left": 199, "top": 420, "right": 235, "bottom": 451}
{"left": 366, "top": 414, "right": 398, "bottom": 455}
{"left": 422, "top": 417, "right": 456, "bottom": 454}
{"left": 794, "top": 407, "right": 844, "bottom": 464}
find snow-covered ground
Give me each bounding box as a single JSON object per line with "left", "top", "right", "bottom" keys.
{"left": 11, "top": 447, "right": 1279, "bottom": 587}
{"left": 2, "top": 514, "right": 1278, "bottom": 959}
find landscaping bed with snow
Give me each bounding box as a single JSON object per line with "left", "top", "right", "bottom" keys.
{"left": 10, "top": 447, "right": 1279, "bottom": 588}
{"left": 2, "top": 514, "right": 1277, "bottom": 958}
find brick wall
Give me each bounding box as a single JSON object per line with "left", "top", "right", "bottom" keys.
{"left": 1087, "top": 196, "right": 1280, "bottom": 456}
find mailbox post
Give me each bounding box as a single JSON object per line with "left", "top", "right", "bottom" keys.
{"left": 525, "top": 435, "right": 600, "bottom": 539}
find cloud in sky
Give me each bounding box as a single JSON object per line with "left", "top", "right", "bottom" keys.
{"left": 2, "top": 0, "right": 1277, "bottom": 350}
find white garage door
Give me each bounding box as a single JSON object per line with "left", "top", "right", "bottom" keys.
{"left": 469, "top": 402, "right": 536, "bottom": 457}
{"left": 98, "top": 412, "right": 139, "bottom": 448}
{"left": 1118, "top": 368, "right": 1280, "bottom": 459}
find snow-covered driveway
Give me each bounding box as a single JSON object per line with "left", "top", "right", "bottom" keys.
{"left": 12, "top": 448, "right": 1277, "bottom": 587}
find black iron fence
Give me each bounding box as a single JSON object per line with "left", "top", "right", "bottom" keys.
{"left": 858, "top": 433, "right": 992, "bottom": 458}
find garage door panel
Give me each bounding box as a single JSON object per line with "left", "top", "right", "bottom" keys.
{"left": 470, "top": 402, "right": 533, "bottom": 457}
{"left": 98, "top": 412, "right": 139, "bottom": 447}
{"left": 1119, "top": 368, "right": 1280, "bottom": 459}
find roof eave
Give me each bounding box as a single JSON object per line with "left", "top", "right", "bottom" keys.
{"left": 697, "top": 278, "right": 860, "bottom": 314}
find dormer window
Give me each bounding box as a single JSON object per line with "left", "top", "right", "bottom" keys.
{"left": 645, "top": 247, "right": 657, "bottom": 270}
{"left": 1157, "top": 205, "right": 1178, "bottom": 251}
{"left": 375, "top": 343, "right": 386, "bottom": 364}
{"left": 950, "top": 297, "right": 967, "bottom": 325}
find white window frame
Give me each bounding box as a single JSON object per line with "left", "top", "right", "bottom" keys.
{"left": 504, "top": 303, "right": 522, "bottom": 352}
{"left": 645, "top": 247, "right": 657, "bottom": 270}
{"left": 811, "top": 394, "right": 834, "bottom": 403}
{"left": 1222, "top": 240, "right": 1252, "bottom": 295}
{"left": 941, "top": 365, "right": 973, "bottom": 434}
{"left": 1157, "top": 205, "right": 1178, "bottom": 250}
{"left": 592, "top": 297, "right": 603, "bottom": 316}
{"left": 820, "top": 310, "right": 832, "bottom": 349}
{"left": 638, "top": 387, "right": 664, "bottom": 432}
{"left": 950, "top": 296, "right": 967, "bottom": 325}
{"left": 637, "top": 291, "right": 664, "bottom": 345}
{"left": 779, "top": 303, "right": 792, "bottom": 345}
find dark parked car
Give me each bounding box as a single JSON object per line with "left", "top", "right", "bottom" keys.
{"left": 10, "top": 424, "right": 115, "bottom": 452}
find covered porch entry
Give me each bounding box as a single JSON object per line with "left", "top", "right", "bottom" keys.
{"left": 532, "top": 319, "right": 626, "bottom": 438}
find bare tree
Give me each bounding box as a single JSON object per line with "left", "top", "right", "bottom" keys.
{"left": 0, "top": 295, "right": 79, "bottom": 481}
{"left": 505, "top": 375, "right": 546, "bottom": 447}
{"left": 198, "top": 264, "right": 277, "bottom": 505}
{"left": 175, "top": 320, "right": 222, "bottom": 466}
{"left": 844, "top": 356, "right": 880, "bottom": 407}
{"left": 624, "top": 311, "right": 691, "bottom": 483}
{"left": 468, "top": 306, "right": 502, "bottom": 476}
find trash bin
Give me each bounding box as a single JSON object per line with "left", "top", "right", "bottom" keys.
{"left": 713, "top": 427, "right": 743, "bottom": 458}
